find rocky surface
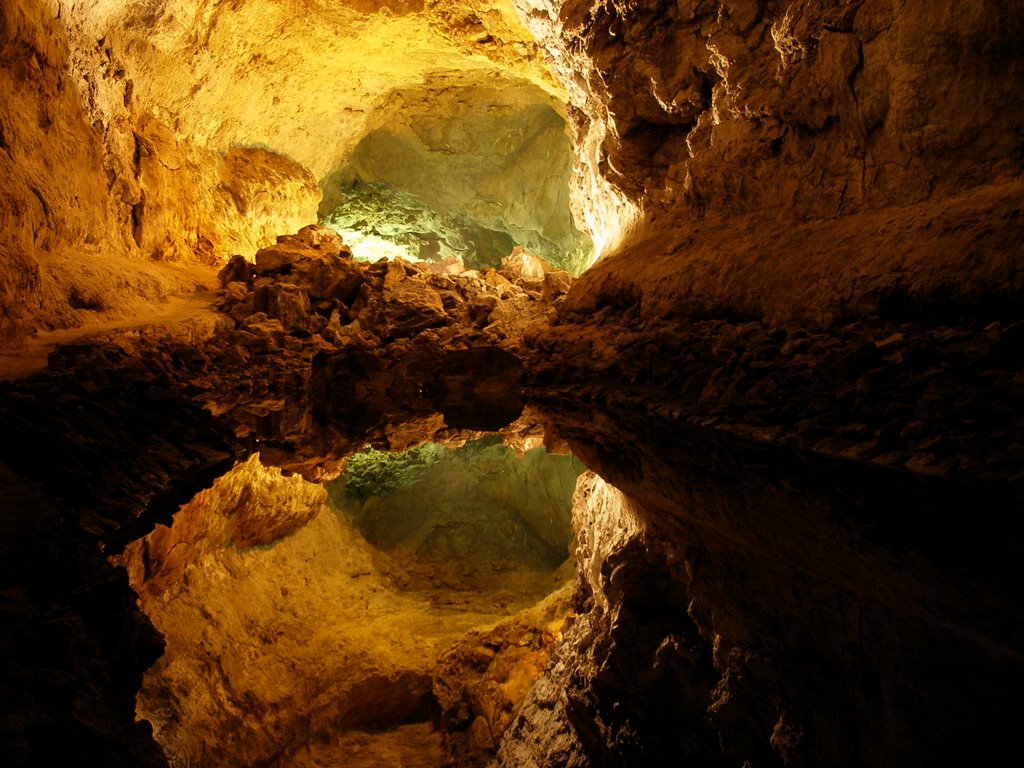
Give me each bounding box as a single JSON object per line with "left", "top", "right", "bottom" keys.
{"left": 3, "top": 0, "right": 572, "bottom": 342}
{"left": 2, "top": 1, "right": 1023, "bottom": 766}
{"left": 516, "top": 0, "right": 1023, "bottom": 244}
{"left": 524, "top": 301, "right": 1024, "bottom": 485}
{"left": 114, "top": 454, "right": 568, "bottom": 768}
{"left": 1, "top": 1, "right": 325, "bottom": 344}
{"left": 0, "top": 232, "right": 578, "bottom": 765}
{"left": 0, "top": 332, "right": 238, "bottom": 764}
{"left": 193, "top": 225, "right": 575, "bottom": 478}
{"left": 514, "top": 0, "right": 1024, "bottom": 362}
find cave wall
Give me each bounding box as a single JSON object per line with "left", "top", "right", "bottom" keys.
{"left": 3, "top": 0, "right": 568, "bottom": 343}
{"left": 320, "top": 72, "right": 592, "bottom": 271}
{"left": 0, "top": 0, "right": 136, "bottom": 341}
{"left": 514, "top": 0, "right": 1024, "bottom": 324}
{"left": 0, "top": 0, "right": 322, "bottom": 343}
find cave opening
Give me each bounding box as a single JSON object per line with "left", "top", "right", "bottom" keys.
{"left": 317, "top": 76, "right": 593, "bottom": 274}
{"left": 116, "top": 435, "right": 584, "bottom": 767}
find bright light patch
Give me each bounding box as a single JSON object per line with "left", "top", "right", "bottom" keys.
{"left": 328, "top": 229, "right": 423, "bottom": 263}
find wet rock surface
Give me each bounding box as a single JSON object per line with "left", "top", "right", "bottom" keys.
{"left": 0, "top": 234, "right": 575, "bottom": 765}
{"left": 1, "top": 214, "right": 1023, "bottom": 766}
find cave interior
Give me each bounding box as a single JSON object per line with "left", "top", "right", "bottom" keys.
{"left": 1, "top": 1, "right": 1023, "bottom": 767}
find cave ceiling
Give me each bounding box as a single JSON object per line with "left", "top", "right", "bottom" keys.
{"left": 69, "top": 0, "right": 564, "bottom": 180}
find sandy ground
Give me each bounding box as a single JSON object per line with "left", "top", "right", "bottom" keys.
{"left": 0, "top": 265, "right": 223, "bottom": 381}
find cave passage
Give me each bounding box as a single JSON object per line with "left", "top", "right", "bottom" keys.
{"left": 317, "top": 78, "right": 593, "bottom": 274}
{"left": 117, "top": 435, "right": 583, "bottom": 767}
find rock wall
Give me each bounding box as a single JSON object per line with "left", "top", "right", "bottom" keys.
{"left": 2, "top": 0, "right": 594, "bottom": 342}
{"left": 1, "top": 0, "right": 135, "bottom": 341}
{"left": 132, "top": 115, "right": 320, "bottom": 264}
{"left": 320, "top": 72, "right": 592, "bottom": 272}
{"left": 514, "top": 0, "right": 1024, "bottom": 323}
{"left": 0, "top": 0, "right": 321, "bottom": 343}
{"left": 81, "top": 0, "right": 560, "bottom": 183}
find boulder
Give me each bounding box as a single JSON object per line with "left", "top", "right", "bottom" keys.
{"left": 500, "top": 246, "right": 550, "bottom": 282}
{"left": 288, "top": 224, "right": 352, "bottom": 259}
{"left": 253, "top": 283, "right": 310, "bottom": 331}
{"left": 218, "top": 255, "right": 253, "bottom": 286}
{"left": 542, "top": 270, "right": 574, "bottom": 302}
{"left": 374, "top": 261, "right": 448, "bottom": 340}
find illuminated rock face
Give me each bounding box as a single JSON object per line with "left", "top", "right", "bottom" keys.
{"left": 516, "top": 0, "right": 1024, "bottom": 323}
{"left": 2, "top": 2, "right": 1023, "bottom": 768}
{"left": 114, "top": 442, "right": 580, "bottom": 766}
{"left": 1, "top": 0, "right": 579, "bottom": 340}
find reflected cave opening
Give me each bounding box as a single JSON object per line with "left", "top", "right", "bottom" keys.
{"left": 116, "top": 434, "right": 585, "bottom": 768}
{"left": 327, "top": 436, "right": 584, "bottom": 599}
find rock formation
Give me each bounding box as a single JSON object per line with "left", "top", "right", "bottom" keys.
{"left": 1, "top": 1, "right": 1023, "bottom": 767}
{"left": 1, "top": 0, "right": 587, "bottom": 343}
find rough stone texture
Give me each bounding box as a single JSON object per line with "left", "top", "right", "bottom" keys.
{"left": 115, "top": 460, "right": 444, "bottom": 767}
{"left": 0, "top": 309, "right": 566, "bottom": 766}
{"left": 1, "top": 247, "right": 1021, "bottom": 768}
{"left": 516, "top": 0, "right": 1024, "bottom": 319}
{"left": 0, "top": 0, "right": 321, "bottom": 343}
{"left": 133, "top": 115, "right": 321, "bottom": 264}
{"left": 435, "top": 589, "right": 574, "bottom": 768}
{"left": 494, "top": 473, "right": 642, "bottom": 768}
{"left": 206, "top": 225, "right": 573, "bottom": 394}
{"left": 75, "top": 0, "right": 560, "bottom": 183}
{"left": 0, "top": 0, "right": 142, "bottom": 341}
{"left": 2, "top": 2, "right": 1023, "bottom": 767}
{"left": 323, "top": 73, "right": 591, "bottom": 271}
{"left": 5, "top": 0, "right": 573, "bottom": 343}
{"left": 525, "top": 309, "right": 1024, "bottom": 486}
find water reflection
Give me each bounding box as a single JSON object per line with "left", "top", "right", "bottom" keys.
{"left": 151, "top": 361, "right": 1024, "bottom": 768}
{"left": 118, "top": 415, "right": 581, "bottom": 767}
{"left": 4, "top": 348, "right": 1018, "bottom": 768}
{"left": 523, "top": 397, "right": 1024, "bottom": 768}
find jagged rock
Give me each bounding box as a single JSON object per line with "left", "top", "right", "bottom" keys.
{"left": 292, "top": 253, "right": 364, "bottom": 303}
{"left": 252, "top": 282, "right": 310, "bottom": 331}
{"left": 254, "top": 242, "right": 305, "bottom": 274}
{"left": 500, "top": 246, "right": 550, "bottom": 282}
{"left": 218, "top": 255, "right": 253, "bottom": 286}
{"left": 288, "top": 224, "right": 350, "bottom": 257}
{"left": 372, "top": 260, "right": 449, "bottom": 340}
{"left": 542, "top": 270, "right": 573, "bottom": 302}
